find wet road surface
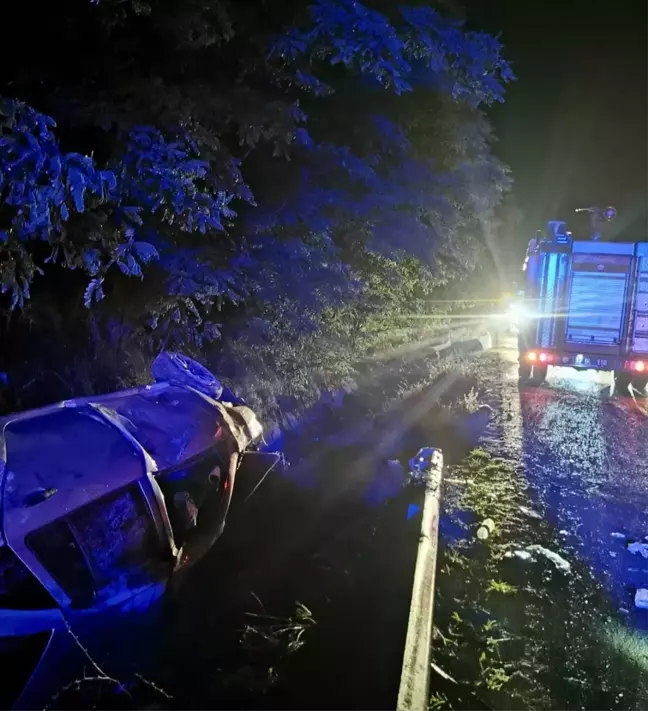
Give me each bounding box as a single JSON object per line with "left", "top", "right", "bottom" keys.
{"left": 435, "top": 334, "right": 648, "bottom": 710}
{"left": 491, "top": 335, "right": 648, "bottom": 624}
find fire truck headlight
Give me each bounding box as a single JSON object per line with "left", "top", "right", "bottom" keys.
{"left": 507, "top": 301, "right": 530, "bottom": 321}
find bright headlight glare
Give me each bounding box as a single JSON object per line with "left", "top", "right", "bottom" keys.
{"left": 507, "top": 302, "right": 529, "bottom": 320}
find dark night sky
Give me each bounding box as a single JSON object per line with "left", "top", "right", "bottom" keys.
{"left": 466, "top": 0, "right": 647, "bottom": 246}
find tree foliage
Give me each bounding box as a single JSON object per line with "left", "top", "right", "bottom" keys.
{"left": 0, "top": 0, "right": 514, "bottom": 416}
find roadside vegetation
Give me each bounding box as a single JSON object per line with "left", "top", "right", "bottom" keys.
{"left": 45, "top": 600, "right": 316, "bottom": 710}
{"left": 433, "top": 445, "right": 648, "bottom": 710}
{"left": 0, "top": 0, "right": 519, "bottom": 424}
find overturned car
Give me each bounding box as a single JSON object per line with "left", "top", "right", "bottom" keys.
{"left": 0, "top": 352, "right": 268, "bottom": 709}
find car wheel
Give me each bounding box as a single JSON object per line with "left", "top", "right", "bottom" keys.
{"left": 614, "top": 370, "right": 632, "bottom": 395}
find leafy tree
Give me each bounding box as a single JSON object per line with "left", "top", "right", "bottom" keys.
{"left": 0, "top": 0, "right": 514, "bottom": 417}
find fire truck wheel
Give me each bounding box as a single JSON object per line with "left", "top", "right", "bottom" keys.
{"left": 531, "top": 364, "right": 548, "bottom": 384}
{"left": 631, "top": 375, "right": 648, "bottom": 393}
{"left": 614, "top": 371, "right": 632, "bottom": 395}
{"left": 518, "top": 362, "right": 532, "bottom": 382}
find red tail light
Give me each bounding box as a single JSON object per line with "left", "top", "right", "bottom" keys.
{"left": 526, "top": 351, "right": 552, "bottom": 363}
{"left": 626, "top": 360, "right": 646, "bottom": 372}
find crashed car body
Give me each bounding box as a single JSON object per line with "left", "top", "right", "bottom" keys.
{"left": 0, "top": 353, "right": 263, "bottom": 709}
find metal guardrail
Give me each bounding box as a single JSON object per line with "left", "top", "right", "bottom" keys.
{"left": 397, "top": 448, "right": 444, "bottom": 711}
{"left": 309, "top": 330, "right": 493, "bottom": 711}
{"left": 396, "top": 330, "right": 492, "bottom": 710}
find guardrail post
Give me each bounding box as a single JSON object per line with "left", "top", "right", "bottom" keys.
{"left": 397, "top": 448, "right": 444, "bottom": 711}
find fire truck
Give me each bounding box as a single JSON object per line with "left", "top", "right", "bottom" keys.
{"left": 517, "top": 207, "right": 648, "bottom": 393}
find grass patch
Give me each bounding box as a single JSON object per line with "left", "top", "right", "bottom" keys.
{"left": 458, "top": 387, "right": 482, "bottom": 414}
{"left": 600, "top": 621, "right": 648, "bottom": 672}
{"left": 486, "top": 580, "right": 518, "bottom": 595}
{"left": 240, "top": 601, "right": 316, "bottom": 659}
{"left": 218, "top": 601, "right": 317, "bottom": 698}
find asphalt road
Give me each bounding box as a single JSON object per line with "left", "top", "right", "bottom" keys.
{"left": 490, "top": 333, "right": 648, "bottom": 625}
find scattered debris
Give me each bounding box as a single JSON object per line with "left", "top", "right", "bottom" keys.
{"left": 503, "top": 545, "right": 572, "bottom": 571}
{"left": 611, "top": 532, "right": 626, "bottom": 539}
{"left": 627, "top": 542, "right": 648, "bottom": 559}
{"left": 241, "top": 600, "right": 316, "bottom": 658}
{"left": 430, "top": 662, "right": 458, "bottom": 684}
{"left": 609, "top": 551, "right": 617, "bottom": 558}
{"left": 526, "top": 545, "right": 571, "bottom": 572}
{"left": 477, "top": 518, "right": 495, "bottom": 540}
{"left": 519, "top": 506, "right": 542, "bottom": 520}
{"left": 559, "top": 530, "right": 569, "bottom": 536}
{"left": 408, "top": 447, "right": 443, "bottom": 485}
{"left": 634, "top": 589, "right": 648, "bottom": 610}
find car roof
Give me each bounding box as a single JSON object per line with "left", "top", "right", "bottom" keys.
{"left": 0, "top": 382, "right": 227, "bottom": 542}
